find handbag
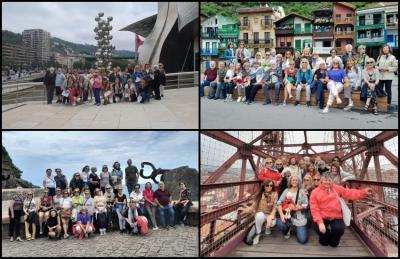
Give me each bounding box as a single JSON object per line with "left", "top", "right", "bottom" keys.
{"left": 333, "top": 190, "right": 351, "bottom": 226}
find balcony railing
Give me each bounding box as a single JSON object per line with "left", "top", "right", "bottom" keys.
{"left": 201, "top": 32, "right": 218, "bottom": 39}
{"left": 240, "top": 21, "right": 249, "bottom": 29}
{"left": 335, "top": 16, "right": 355, "bottom": 24}
{"left": 239, "top": 38, "right": 274, "bottom": 46}
{"left": 312, "top": 46, "right": 332, "bottom": 54}
{"left": 357, "top": 18, "right": 384, "bottom": 26}
{"left": 313, "top": 30, "right": 333, "bottom": 38}
{"left": 260, "top": 19, "right": 272, "bottom": 28}
{"left": 386, "top": 21, "right": 398, "bottom": 27}
{"left": 275, "top": 28, "right": 294, "bottom": 35}
{"left": 201, "top": 48, "right": 219, "bottom": 56}
{"left": 357, "top": 36, "right": 385, "bottom": 43}
{"left": 334, "top": 31, "right": 354, "bottom": 38}
{"left": 314, "top": 17, "right": 334, "bottom": 24}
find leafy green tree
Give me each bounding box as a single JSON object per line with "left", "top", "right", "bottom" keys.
{"left": 2, "top": 145, "right": 23, "bottom": 179}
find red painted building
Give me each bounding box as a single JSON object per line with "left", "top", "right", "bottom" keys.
{"left": 333, "top": 2, "right": 356, "bottom": 54}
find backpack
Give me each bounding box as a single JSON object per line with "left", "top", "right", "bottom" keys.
{"left": 135, "top": 216, "right": 148, "bottom": 235}
{"left": 244, "top": 223, "right": 257, "bottom": 245}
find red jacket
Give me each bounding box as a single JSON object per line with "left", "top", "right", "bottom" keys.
{"left": 258, "top": 166, "right": 282, "bottom": 193}
{"left": 310, "top": 184, "right": 367, "bottom": 225}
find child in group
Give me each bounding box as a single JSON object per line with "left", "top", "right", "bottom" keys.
{"left": 281, "top": 192, "right": 296, "bottom": 220}
{"left": 125, "top": 79, "right": 137, "bottom": 102}
{"left": 138, "top": 79, "right": 150, "bottom": 104}
{"left": 102, "top": 78, "right": 113, "bottom": 105}
{"left": 113, "top": 77, "right": 123, "bottom": 103}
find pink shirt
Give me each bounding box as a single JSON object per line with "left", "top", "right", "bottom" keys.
{"left": 143, "top": 189, "right": 155, "bottom": 205}
{"left": 92, "top": 75, "right": 102, "bottom": 89}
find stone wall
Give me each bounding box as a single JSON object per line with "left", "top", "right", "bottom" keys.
{"left": 162, "top": 166, "right": 199, "bottom": 201}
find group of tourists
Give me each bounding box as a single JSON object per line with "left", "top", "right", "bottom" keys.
{"left": 239, "top": 155, "right": 373, "bottom": 247}
{"left": 43, "top": 63, "right": 167, "bottom": 106}
{"left": 200, "top": 41, "right": 397, "bottom": 115}
{"left": 8, "top": 160, "right": 193, "bottom": 242}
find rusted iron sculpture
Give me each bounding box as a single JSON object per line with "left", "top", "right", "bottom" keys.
{"left": 139, "top": 162, "right": 170, "bottom": 184}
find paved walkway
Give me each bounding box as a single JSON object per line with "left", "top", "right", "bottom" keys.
{"left": 2, "top": 87, "right": 198, "bottom": 129}
{"left": 2, "top": 226, "right": 198, "bottom": 257}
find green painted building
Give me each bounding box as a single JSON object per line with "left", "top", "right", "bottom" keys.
{"left": 355, "top": 8, "right": 386, "bottom": 48}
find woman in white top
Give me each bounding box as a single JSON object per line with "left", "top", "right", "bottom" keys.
{"left": 326, "top": 48, "right": 343, "bottom": 70}
{"left": 60, "top": 190, "right": 72, "bottom": 239}
{"left": 43, "top": 168, "right": 56, "bottom": 197}
{"left": 80, "top": 165, "right": 90, "bottom": 189}
{"left": 376, "top": 44, "right": 398, "bottom": 105}
{"left": 224, "top": 62, "right": 235, "bottom": 102}
{"left": 130, "top": 184, "right": 145, "bottom": 215}
{"left": 251, "top": 52, "right": 265, "bottom": 67}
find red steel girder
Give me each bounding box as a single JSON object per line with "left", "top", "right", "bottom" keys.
{"left": 340, "top": 131, "right": 398, "bottom": 162}
{"left": 201, "top": 180, "right": 260, "bottom": 191}
{"left": 380, "top": 146, "right": 398, "bottom": 167}
{"left": 200, "top": 198, "right": 251, "bottom": 226}
{"left": 249, "top": 131, "right": 272, "bottom": 145}
{"left": 202, "top": 131, "right": 272, "bottom": 159}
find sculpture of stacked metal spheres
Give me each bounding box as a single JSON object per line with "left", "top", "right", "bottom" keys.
{"left": 94, "top": 12, "right": 114, "bottom": 70}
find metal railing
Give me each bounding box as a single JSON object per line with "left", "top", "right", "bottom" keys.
{"left": 347, "top": 180, "right": 398, "bottom": 257}
{"left": 2, "top": 72, "right": 198, "bottom": 108}
{"left": 200, "top": 180, "right": 260, "bottom": 257}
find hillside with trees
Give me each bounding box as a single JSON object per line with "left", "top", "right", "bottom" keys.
{"left": 201, "top": 2, "right": 371, "bottom": 21}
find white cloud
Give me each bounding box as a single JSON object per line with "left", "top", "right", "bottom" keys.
{"left": 2, "top": 2, "right": 158, "bottom": 51}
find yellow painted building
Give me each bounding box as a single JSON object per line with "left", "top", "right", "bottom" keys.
{"left": 238, "top": 6, "right": 284, "bottom": 57}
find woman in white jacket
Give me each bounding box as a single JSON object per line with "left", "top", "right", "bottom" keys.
{"left": 376, "top": 44, "right": 398, "bottom": 105}
{"left": 343, "top": 57, "right": 361, "bottom": 111}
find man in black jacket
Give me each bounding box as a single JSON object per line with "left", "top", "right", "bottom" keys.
{"left": 44, "top": 67, "right": 56, "bottom": 104}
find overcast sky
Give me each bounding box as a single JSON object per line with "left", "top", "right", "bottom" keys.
{"left": 2, "top": 131, "right": 198, "bottom": 187}
{"left": 2, "top": 2, "right": 158, "bottom": 51}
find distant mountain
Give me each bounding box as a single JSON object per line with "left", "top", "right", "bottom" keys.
{"left": 2, "top": 30, "right": 135, "bottom": 58}
{"left": 201, "top": 2, "right": 372, "bottom": 22}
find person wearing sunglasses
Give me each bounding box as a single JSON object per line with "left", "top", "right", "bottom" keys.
{"left": 235, "top": 40, "right": 251, "bottom": 65}
{"left": 224, "top": 42, "right": 237, "bottom": 66}
{"left": 302, "top": 174, "right": 315, "bottom": 224}
{"left": 104, "top": 184, "right": 115, "bottom": 229}
{"left": 361, "top": 57, "right": 380, "bottom": 115}
{"left": 23, "top": 191, "right": 37, "bottom": 240}
{"left": 313, "top": 174, "right": 321, "bottom": 187}
{"left": 295, "top": 58, "right": 313, "bottom": 107}
{"left": 129, "top": 184, "right": 145, "bottom": 216}
{"left": 310, "top": 171, "right": 373, "bottom": 247}
{"left": 69, "top": 172, "right": 84, "bottom": 193}
{"left": 343, "top": 57, "right": 361, "bottom": 111}
{"left": 238, "top": 179, "right": 278, "bottom": 245}
{"left": 258, "top": 158, "right": 282, "bottom": 193}
{"left": 38, "top": 188, "right": 53, "bottom": 235}
{"left": 282, "top": 60, "right": 298, "bottom": 105}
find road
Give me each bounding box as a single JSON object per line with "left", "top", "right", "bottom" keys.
{"left": 201, "top": 78, "right": 398, "bottom": 129}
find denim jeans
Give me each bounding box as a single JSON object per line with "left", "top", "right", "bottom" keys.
{"left": 276, "top": 218, "right": 308, "bottom": 244}
{"left": 310, "top": 80, "right": 327, "bottom": 107}
{"left": 158, "top": 205, "right": 175, "bottom": 227}
{"left": 225, "top": 83, "right": 234, "bottom": 94}
{"left": 173, "top": 203, "right": 191, "bottom": 224}
{"left": 263, "top": 83, "right": 281, "bottom": 103}
{"left": 115, "top": 204, "right": 126, "bottom": 230}
{"left": 215, "top": 82, "right": 226, "bottom": 99}
{"left": 145, "top": 204, "right": 157, "bottom": 228}
{"left": 208, "top": 81, "right": 218, "bottom": 98}
{"left": 93, "top": 88, "right": 101, "bottom": 105}
{"left": 296, "top": 84, "right": 311, "bottom": 102}
{"left": 200, "top": 80, "right": 216, "bottom": 97}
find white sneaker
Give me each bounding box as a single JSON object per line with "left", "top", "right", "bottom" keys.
{"left": 265, "top": 227, "right": 271, "bottom": 235}
{"left": 323, "top": 107, "right": 329, "bottom": 113}
{"left": 252, "top": 234, "right": 260, "bottom": 245}
{"left": 16, "top": 237, "right": 23, "bottom": 241}
{"left": 10, "top": 237, "right": 14, "bottom": 242}
{"left": 284, "top": 230, "right": 291, "bottom": 239}
{"left": 237, "top": 96, "right": 242, "bottom": 102}
{"left": 152, "top": 227, "right": 159, "bottom": 230}
{"left": 242, "top": 97, "right": 246, "bottom": 102}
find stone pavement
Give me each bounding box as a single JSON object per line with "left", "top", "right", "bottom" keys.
{"left": 2, "top": 87, "right": 198, "bottom": 129}
{"left": 2, "top": 226, "right": 198, "bottom": 257}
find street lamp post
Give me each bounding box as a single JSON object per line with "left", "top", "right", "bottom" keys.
{"left": 94, "top": 12, "right": 114, "bottom": 70}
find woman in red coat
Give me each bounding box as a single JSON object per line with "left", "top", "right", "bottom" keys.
{"left": 258, "top": 157, "right": 282, "bottom": 193}
{"left": 310, "top": 171, "right": 372, "bottom": 247}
